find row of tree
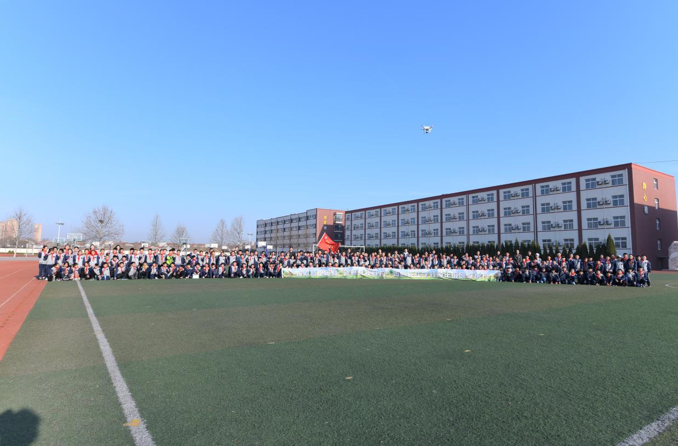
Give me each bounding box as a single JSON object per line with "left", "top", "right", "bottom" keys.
{"left": 4, "top": 205, "right": 249, "bottom": 251}
{"left": 360, "top": 234, "right": 621, "bottom": 259}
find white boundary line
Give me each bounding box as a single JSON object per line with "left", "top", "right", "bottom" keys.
{"left": 76, "top": 281, "right": 155, "bottom": 446}
{"left": 0, "top": 278, "right": 35, "bottom": 310}
{"left": 616, "top": 405, "right": 678, "bottom": 445}
{"left": 0, "top": 267, "right": 30, "bottom": 281}
{"left": 665, "top": 283, "right": 678, "bottom": 289}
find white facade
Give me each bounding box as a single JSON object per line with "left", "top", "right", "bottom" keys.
{"left": 345, "top": 167, "right": 635, "bottom": 252}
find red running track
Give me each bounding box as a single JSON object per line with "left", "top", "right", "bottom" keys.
{"left": 0, "top": 260, "right": 45, "bottom": 362}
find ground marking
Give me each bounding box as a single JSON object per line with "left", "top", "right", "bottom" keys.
{"left": 0, "top": 267, "right": 30, "bottom": 281}
{"left": 0, "top": 278, "right": 34, "bottom": 310}
{"left": 665, "top": 283, "right": 678, "bottom": 289}
{"left": 76, "top": 281, "right": 155, "bottom": 446}
{"left": 616, "top": 405, "right": 678, "bottom": 446}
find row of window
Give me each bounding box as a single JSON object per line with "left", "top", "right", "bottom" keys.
{"left": 583, "top": 174, "right": 625, "bottom": 190}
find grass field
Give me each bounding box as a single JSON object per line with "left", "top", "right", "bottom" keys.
{"left": 2, "top": 275, "right": 678, "bottom": 445}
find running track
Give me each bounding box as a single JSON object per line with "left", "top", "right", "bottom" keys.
{"left": 0, "top": 259, "right": 45, "bottom": 362}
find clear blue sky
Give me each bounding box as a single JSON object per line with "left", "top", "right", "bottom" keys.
{"left": 1, "top": 0, "right": 677, "bottom": 243}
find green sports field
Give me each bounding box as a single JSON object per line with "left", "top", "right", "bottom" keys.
{"left": 2, "top": 276, "right": 678, "bottom": 446}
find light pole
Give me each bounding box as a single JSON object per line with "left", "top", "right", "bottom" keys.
{"left": 56, "top": 222, "right": 64, "bottom": 247}
{"left": 247, "top": 233, "right": 252, "bottom": 246}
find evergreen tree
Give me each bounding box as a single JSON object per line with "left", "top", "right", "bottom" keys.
{"left": 605, "top": 234, "right": 617, "bottom": 257}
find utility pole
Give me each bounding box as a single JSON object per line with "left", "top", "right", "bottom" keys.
{"left": 56, "top": 221, "right": 64, "bottom": 247}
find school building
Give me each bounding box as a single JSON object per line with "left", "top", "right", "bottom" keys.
{"left": 256, "top": 208, "right": 345, "bottom": 252}
{"left": 256, "top": 164, "right": 677, "bottom": 269}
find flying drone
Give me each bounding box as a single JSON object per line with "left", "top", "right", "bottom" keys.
{"left": 422, "top": 125, "right": 433, "bottom": 134}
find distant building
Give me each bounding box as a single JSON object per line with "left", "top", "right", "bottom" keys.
{"left": 256, "top": 208, "right": 345, "bottom": 252}
{"left": 34, "top": 223, "right": 43, "bottom": 242}
{"left": 0, "top": 219, "right": 18, "bottom": 239}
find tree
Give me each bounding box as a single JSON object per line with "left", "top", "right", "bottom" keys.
{"left": 211, "top": 219, "right": 229, "bottom": 247}
{"left": 148, "top": 214, "right": 166, "bottom": 246}
{"left": 605, "top": 234, "right": 617, "bottom": 257}
{"left": 79, "top": 205, "right": 124, "bottom": 245}
{"left": 226, "top": 215, "right": 246, "bottom": 247}
{"left": 7, "top": 207, "right": 34, "bottom": 257}
{"left": 170, "top": 224, "right": 190, "bottom": 247}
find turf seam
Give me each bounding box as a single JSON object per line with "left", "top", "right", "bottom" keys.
{"left": 615, "top": 405, "right": 678, "bottom": 446}
{"left": 77, "top": 281, "right": 156, "bottom": 446}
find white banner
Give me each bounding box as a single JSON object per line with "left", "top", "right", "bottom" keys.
{"left": 282, "top": 267, "right": 499, "bottom": 281}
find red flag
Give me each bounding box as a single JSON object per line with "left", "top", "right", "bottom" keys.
{"left": 317, "top": 233, "right": 340, "bottom": 253}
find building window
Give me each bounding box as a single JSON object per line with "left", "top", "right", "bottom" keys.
{"left": 472, "top": 211, "right": 480, "bottom": 219}
{"left": 611, "top": 174, "right": 624, "bottom": 186}
{"left": 522, "top": 222, "right": 531, "bottom": 232}
{"left": 521, "top": 205, "right": 530, "bottom": 215}
{"left": 458, "top": 197, "right": 465, "bottom": 206}
{"left": 588, "top": 238, "right": 601, "bottom": 246}
{"left": 655, "top": 198, "right": 659, "bottom": 210}
{"left": 487, "top": 193, "right": 495, "bottom": 202}
{"left": 432, "top": 215, "right": 439, "bottom": 223}
{"left": 504, "top": 224, "right": 512, "bottom": 233}
{"left": 656, "top": 218, "right": 661, "bottom": 230}
{"left": 503, "top": 207, "right": 512, "bottom": 217}
{"left": 472, "top": 226, "right": 480, "bottom": 235}
{"left": 487, "top": 225, "right": 495, "bottom": 234}
{"left": 542, "top": 221, "right": 551, "bottom": 231}
{"left": 421, "top": 217, "right": 427, "bottom": 224}
{"left": 521, "top": 188, "right": 530, "bottom": 198}
{"left": 458, "top": 227, "right": 465, "bottom": 235}
{"left": 644, "top": 205, "right": 649, "bottom": 215}
{"left": 654, "top": 178, "right": 658, "bottom": 190}
{"left": 503, "top": 191, "right": 511, "bottom": 200}
{"left": 487, "top": 209, "right": 495, "bottom": 218}
{"left": 613, "top": 216, "right": 626, "bottom": 227}
{"left": 586, "top": 198, "right": 598, "bottom": 209}
{"left": 458, "top": 212, "right": 465, "bottom": 220}
{"left": 445, "top": 228, "right": 453, "bottom": 236}
{"left": 561, "top": 200, "right": 572, "bottom": 211}
{"left": 433, "top": 228, "right": 439, "bottom": 237}
{"left": 541, "top": 203, "right": 551, "bottom": 213}
{"left": 540, "top": 185, "right": 550, "bottom": 195}
{"left": 542, "top": 239, "right": 553, "bottom": 248}
{"left": 585, "top": 178, "right": 597, "bottom": 189}
{"left": 433, "top": 201, "right": 439, "bottom": 209}
{"left": 445, "top": 242, "right": 451, "bottom": 247}
{"left": 611, "top": 195, "right": 625, "bottom": 206}
{"left": 401, "top": 231, "right": 407, "bottom": 238}
{"left": 471, "top": 196, "right": 479, "bottom": 204}
{"left": 587, "top": 218, "right": 599, "bottom": 229}
{"left": 563, "top": 219, "right": 574, "bottom": 230}
{"left": 564, "top": 238, "right": 575, "bottom": 249}
{"left": 444, "top": 200, "right": 452, "bottom": 208}
{"left": 614, "top": 237, "right": 628, "bottom": 249}
{"left": 658, "top": 239, "right": 662, "bottom": 251}
{"left": 561, "top": 181, "right": 572, "bottom": 192}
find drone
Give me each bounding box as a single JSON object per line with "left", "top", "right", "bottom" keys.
{"left": 422, "top": 125, "right": 433, "bottom": 134}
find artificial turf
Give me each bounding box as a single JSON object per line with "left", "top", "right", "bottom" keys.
{"left": 1, "top": 276, "right": 678, "bottom": 445}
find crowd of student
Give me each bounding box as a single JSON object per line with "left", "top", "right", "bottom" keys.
{"left": 35, "top": 244, "right": 651, "bottom": 286}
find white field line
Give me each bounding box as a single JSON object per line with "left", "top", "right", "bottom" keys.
{"left": 616, "top": 406, "right": 678, "bottom": 445}
{"left": 76, "top": 281, "right": 155, "bottom": 446}
{"left": 0, "top": 267, "right": 30, "bottom": 280}
{"left": 665, "top": 283, "right": 678, "bottom": 289}
{"left": 0, "top": 278, "right": 34, "bottom": 310}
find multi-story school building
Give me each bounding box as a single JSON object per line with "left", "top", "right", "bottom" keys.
{"left": 256, "top": 164, "right": 677, "bottom": 269}
{"left": 256, "top": 208, "right": 345, "bottom": 252}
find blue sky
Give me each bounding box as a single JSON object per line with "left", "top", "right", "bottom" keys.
{"left": 1, "top": 0, "right": 677, "bottom": 242}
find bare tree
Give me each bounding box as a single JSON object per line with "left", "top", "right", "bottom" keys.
{"left": 211, "top": 219, "right": 228, "bottom": 247}
{"left": 170, "top": 224, "right": 190, "bottom": 247}
{"left": 79, "top": 205, "right": 124, "bottom": 245}
{"left": 7, "top": 207, "right": 34, "bottom": 257}
{"left": 148, "top": 214, "right": 166, "bottom": 246}
{"left": 226, "top": 215, "right": 245, "bottom": 247}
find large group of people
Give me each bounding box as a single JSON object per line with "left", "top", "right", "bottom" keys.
{"left": 35, "top": 244, "right": 651, "bottom": 286}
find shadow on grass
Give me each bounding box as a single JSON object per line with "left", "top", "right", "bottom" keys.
{"left": 0, "top": 409, "right": 40, "bottom": 445}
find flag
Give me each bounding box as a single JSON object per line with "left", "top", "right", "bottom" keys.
{"left": 317, "top": 233, "right": 340, "bottom": 253}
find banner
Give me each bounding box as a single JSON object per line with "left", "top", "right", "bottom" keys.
{"left": 282, "top": 267, "right": 500, "bottom": 281}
